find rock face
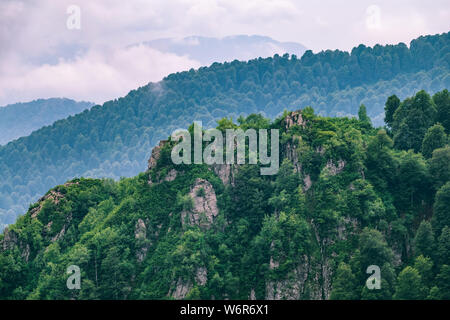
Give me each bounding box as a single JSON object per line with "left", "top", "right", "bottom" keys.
{"left": 195, "top": 267, "right": 208, "bottom": 286}
{"left": 266, "top": 256, "right": 314, "bottom": 300}
{"left": 285, "top": 110, "right": 306, "bottom": 129}
{"left": 285, "top": 136, "right": 302, "bottom": 174}
{"left": 147, "top": 140, "right": 168, "bottom": 171}
{"left": 164, "top": 169, "right": 177, "bottom": 182}
{"left": 303, "top": 175, "right": 312, "bottom": 191}
{"left": 30, "top": 190, "right": 65, "bottom": 218}
{"left": 135, "top": 218, "right": 148, "bottom": 262}
{"left": 149, "top": 168, "right": 178, "bottom": 185}
{"left": 324, "top": 159, "right": 346, "bottom": 176}
{"left": 168, "top": 266, "right": 208, "bottom": 299}
{"left": 211, "top": 163, "right": 237, "bottom": 186}
{"left": 1, "top": 227, "right": 30, "bottom": 262}
{"left": 1, "top": 227, "right": 18, "bottom": 251}
{"left": 181, "top": 179, "right": 219, "bottom": 229}
{"left": 169, "top": 278, "right": 193, "bottom": 299}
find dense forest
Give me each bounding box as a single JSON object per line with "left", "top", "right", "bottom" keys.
{"left": 0, "top": 99, "right": 93, "bottom": 146}
{"left": 0, "top": 32, "right": 449, "bottom": 229}
{"left": 0, "top": 88, "right": 449, "bottom": 299}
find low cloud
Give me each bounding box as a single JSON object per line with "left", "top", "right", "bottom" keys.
{"left": 0, "top": 45, "right": 200, "bottom": 105}
{"left": 0, "top": 0, "right": 448, "bottom": 105}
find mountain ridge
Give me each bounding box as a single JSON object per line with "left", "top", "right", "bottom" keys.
{"left": 0, "top": 98, "right": 94, "bottom": 146}
{"left": 1, "top": 99, "right": 448, "bottom": 299}
{"left": 0, "top": 31, "right": 448, "bottom": 229}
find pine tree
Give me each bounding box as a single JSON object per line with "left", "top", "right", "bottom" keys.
{"left": 421, "top": 123, "right": 447, "bottom": 159}
{"left": 394, "top": 266, "right": 425, "bottom": 300}
{"left": 330, "top": 262, "right": 358, "bottom": 300}
{"left": 413, "top": 221, "right": 435, "bottom": 258}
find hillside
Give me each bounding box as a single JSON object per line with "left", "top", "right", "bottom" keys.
{"left": 0, "top": 32, "right": 449, "bottom": 228}
{"left": 1, "top": 92, "right": 449, "bottom": 299}
{"left": 0, "top": 99, "right": 93, "bottom": 146}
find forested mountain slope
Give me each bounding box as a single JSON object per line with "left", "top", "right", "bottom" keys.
{"left": 0, "top": 32, "right": 449, "bottom": 228}
{"left": 1, "top": 91, "right": 449, "bottom": 299}
{"left": 0, "top": 99, "right": 93, "bottom": 146}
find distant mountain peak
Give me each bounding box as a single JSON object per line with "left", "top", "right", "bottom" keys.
{"left": 140, "top": 34, "right": 307, "bottom": 65}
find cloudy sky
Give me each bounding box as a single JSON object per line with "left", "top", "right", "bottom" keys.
{"left": 1, "top": 0, "right": 449, "bottom": 106}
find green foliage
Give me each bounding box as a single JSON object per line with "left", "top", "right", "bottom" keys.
{"left": 433, "top": 89, "right": 450, "bottom": 133}
{"left": 394, "top": 266, "right": 426, "bottom": 300}
{"left": 358, "top": 104, "right": 371, "bottom": 126}
{"left": 432, "top": 183, "right": 450, "bottom": 236}
{"left": 330, "top": 262, "right": 357, "bottom": 300}
{"left": 414, "top": 221, "right": 435, "bottom": 258}
{"left": 392, "top": 90, "right": 437, "bottom": 152}
{"left": 0, "top": 98, "right": 93, "bottom": 146}
{"left": 384, "top": 95, "right": 400, "bottom": 129}
{"left": 1, "top": 32, "right": 450, "bottom": 227}
{"left": 421, "top": 124, "right": 447, "bottom": 159}
{"left": 429, "top": 146, "right": 450, "bottom": 190}
{"left": 1, "top": 88, "right": 449, "bottom": 300}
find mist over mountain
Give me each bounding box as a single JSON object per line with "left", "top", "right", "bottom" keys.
{"left": 141, "top": 35, "right": 307, "bottom": 65}
{"left": 0, "top": 99, "right": 94, "bottom": 146}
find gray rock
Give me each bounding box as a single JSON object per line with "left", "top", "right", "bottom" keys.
{"left": 181, "top": 179, "right": 219, "bottom": 229}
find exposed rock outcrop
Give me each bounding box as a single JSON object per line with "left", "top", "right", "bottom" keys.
{"left": 1, "top": 227, "right": 31, "bottom": 262}
{"left": 285, "top": 135, "right": 302, "bottom": 173}
{"left": 337, "top": 217, "right": 358, "bottom": 241}
{"left": 51, "top": 212, "right": 73, "bottom": 243}
{"left": 1, "top": 227, "right": 18, "bottom": 251}
{"left": 135, "top": 218, "right": 149, "bottom": 262}
{"left": 195, "top": 267, "right": 208, "bottom": 286}
{"left": 147, "top": 140, "right": 168, "bottom": 171}
{"left": 168, "top": 266, "right": 208, "bottom": 299}
{"left": 303, "top": 175, "right": 312, "bottom": 192}
{"left": 285, "top": 110, "right": 306, "bottom": 129}
{"left": 265, "top": 256, "right": 312, "bottom": 300}
{"left": 181, "top": 179, "right": 219, "bottom": 229}
{"left": 211, "top": 163, "right": 238, "bottom": 186}
{"left": 30, "top": 190, "right": 65, "bottom": 218}
{"left": 149, "top": 168, "right": 178, "bottom": 185}
{"left": 324, "top": 159, "right": 346, "bottom": 176}
{"left": 169, "top": 278, "right": 193, "bottom": 299}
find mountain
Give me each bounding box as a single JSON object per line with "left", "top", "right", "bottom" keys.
{"left": 1, "top": 97, "right": 449, "bottom": 299}
{"left": 141, "top": 35, "right": 307, "bottom": 65}
{"left": 0, "top": 99, "right": 94, "bottom": 146}
{"left": 0, "top": 32, "right": 449, "bottom": 229}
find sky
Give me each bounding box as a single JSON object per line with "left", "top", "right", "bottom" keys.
{"left": 1, "top": 0, "right": 449, "bottom": 106}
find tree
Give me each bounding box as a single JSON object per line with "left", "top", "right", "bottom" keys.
{"left": 393, "top": 90, "right": 437, "bottom": 152}
{"left": 429, "top": 146, "right": 450, "bottom": 190}
{"left": 435, "top": 265, "right": 450, "bottom": 299}
{"left": 413, "top": 255, "right": 433, "bottom": 289}
{"left": 433, "top": 89, "right": 450, "bottom": 133}
{"left": 421, "top": 123, "right": 447, "bottom": 159}
{"left": 436, "top": 227, "right": 450, "bottom": 266}
{"left": 385, "top": 95, "right": 400, "bottom": 129}
{"left": 358, "top": 104, "right": 371, "bottom": 126}
{"left": 432, "top": 183, "right": 450, "bottom": 236}
{"left": 330, "top": 262, "right": 358, "bottom": 300}
{"left": 396, "top": 151, "right": 431, "bottom": 212}
{"left": 365, "top": 130, "right": 396, "bottom": 192}
{"left": 394, "top": 266, "right": 425, "bottom": 300}
{"left": 413, "top": 221, "right": 435, "bottom": 258}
